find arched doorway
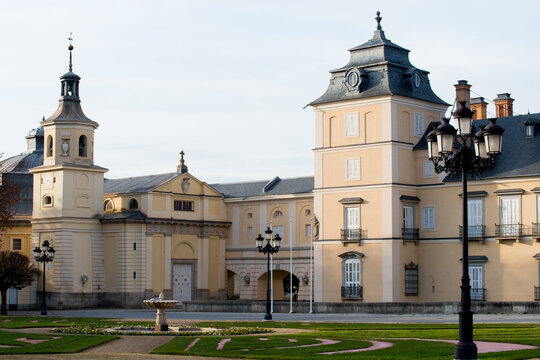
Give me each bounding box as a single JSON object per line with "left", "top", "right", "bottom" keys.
{"left": 257, "top": 270, "right": 297, "bottom": 300}
{"left": 226, "top": 270, "right": 237, "bottom": 299}
{"left": 283, "top": 273, "right": 300, "bottom": 300}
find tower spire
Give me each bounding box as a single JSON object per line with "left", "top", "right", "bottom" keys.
{"left": 68, "top": 33, "right": 74, "bottom": 72}
{"left": 177, "top": 150, "right": 188, "bottom": 173}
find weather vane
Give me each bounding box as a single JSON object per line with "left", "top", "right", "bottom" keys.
{"left": 68, "top": 32, "right": 74, "bottom": 72}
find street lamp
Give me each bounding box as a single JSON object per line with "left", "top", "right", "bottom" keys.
{"left": 427, "top": 100, "right": 503, "bottom": 360}
{"left": 33, "top": 240, "right": 55, "bottom": 316}
{"left": 256, "top": 227, "right": 281, "bottom": 320}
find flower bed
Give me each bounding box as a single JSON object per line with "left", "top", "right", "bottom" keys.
{"left": 53, "top": 324, "right": 271, "bottom": 336}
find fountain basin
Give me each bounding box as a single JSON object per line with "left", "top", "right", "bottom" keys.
{"left": 143, "top": 298, "right": 179, "bottom": 331}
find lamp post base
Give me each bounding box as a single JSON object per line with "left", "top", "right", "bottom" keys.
{"left": 454, "top": 342, "right": 478, "bottom": 360}
{"left": 264, "top": 313, "right": 272, "bottom": 321}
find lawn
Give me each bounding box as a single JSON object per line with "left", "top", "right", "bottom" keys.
{"left": 0, "top": 329, "right": 115, "bottom": 354}
{"left": 154, "top": 322, "right": 540, "bottom": 360}
{"left": 0, "top": 316, "right": 539, "bottom": 359}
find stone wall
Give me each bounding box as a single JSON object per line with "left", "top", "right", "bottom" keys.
{"left": 184, "top": 300, "right": 540, "bottom": 314}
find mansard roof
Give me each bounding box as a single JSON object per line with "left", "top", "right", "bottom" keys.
{"left": 414, "top": 113, "right": 540, "bottom": 181}
{"left": 310, "top": 13, "right": 448, "bottom": 107}
{"left": 211, "top": 176, "right": 314, "bottom": 199}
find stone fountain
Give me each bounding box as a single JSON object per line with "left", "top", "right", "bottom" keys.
{"left": 143, "top": 292, "right": 178, "bottom": 331}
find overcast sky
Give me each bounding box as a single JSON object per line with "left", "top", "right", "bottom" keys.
{"left": 1, "top": 1, "right": 539, "bottom": 183}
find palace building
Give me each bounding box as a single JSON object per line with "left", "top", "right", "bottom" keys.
{"left": 1, "top": 13, "right": 539, "bottom": 310}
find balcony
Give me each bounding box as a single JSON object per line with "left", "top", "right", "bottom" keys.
{"left": 459, "top": 225, "right": 486, "bottom": 243}
{"left": 341, "top": 285, "right": 363, "bottom": 299}
{"left": 402, "top": 228, "right": 419, "bottom": 244}
{"left": 341, "top": 229, "right": 363, "bottom": 245}
{"left": 532, "top": 223, "right": 540, "bottom": 241}
{"left": 535, "top": 286, "right": 540, "bottom": 301}
{"left": 495, "top": 224, "right": 522, "bottom": 240}
{"left": 470, "top": 288, "right": 486, "bottom": 301}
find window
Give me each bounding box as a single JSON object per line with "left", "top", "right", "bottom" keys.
{"left": 470, "top": 264, "right": 485, "bottom": 301}
{"left": 499, "top": 196, "right": 520, "bottom": 236}
{"left": 468, "top": 198, "right": 484, "bottom": 238}
{"left": 273, "top": 225, "right": 284, "bottom": 237}
{"left": 128, "top": 198, "right": 138, "bottom": 210}
{"left": 174, "top": 200, "right": 194, "bottom": 211}
{"left": 345, "top": 113, "right": 359, "bottom": 137}
{"left": 305, "top": 209, "right": 311, "bottom": 216}
{"left": 423, "top": 161, "right": 434, "bottom": 177}
{"left": 247, "top": 212, "right": 253, "bottom": 219}
{"left": 403, "top": 205, "right": 415, "bottom": 229}
{"left": 47, "top": 135, "right": 53, "bottom": 157}
{"left": 306, "top": 224, "right": 312, "bottom": 237}
{"left": 339, "top": 251, "right": 364, "bottom": 299}
{"left": 422, "top": 206, "right": 435, "bottom": 229}
{"left": 346, "top": 158, "right": 360, "bottom": 180}
{"left": 526, "top": 124, "right": 534, "bottom": 137}
{"left": 414, "top": 113, "right": 424, "bottom": 136}
{"left": 104, "top": 200, "right": 114, "bottom": 212}
{"left": 78, "top": 135, "right": 87, "bottom": 157}
{"left": 12, "top": 239, "right": 22, "bottom": 251}
{"left": 273, "top": 210, "right": 283, "bottom": 218}
{"left": 248, "top": 227, "right": 253, "bottom": 238}
{"left": 345, "top": 206, "right": 360, "bottom": 230}
{"left": 404, "top": 262, "right": 418, "bottom": 296}
{"left": 43, "top": 195, "right": 53, "bottom": 207}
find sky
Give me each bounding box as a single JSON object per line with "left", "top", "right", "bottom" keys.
{"left": 1, "top": 1, "right": 539, "bottom": 183}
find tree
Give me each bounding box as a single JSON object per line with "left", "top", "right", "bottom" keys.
{"left": 0, "top": 164, "right": 21, "bottom": 245}
{"left": 0, "top": 251, "right": 39, "bottom": 315}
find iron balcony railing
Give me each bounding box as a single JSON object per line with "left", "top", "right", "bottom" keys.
{"left": 341, "top": 229, "right": 363, "bottom": 243}
{"left": 341, "top": 285, "right": 363, "bottom": 299}
{"left": 459, "top": 225, "right": 486, "bottom": 242}
{"left": 494, "top": 223, "right": 522, "bottom": 239}
{"left": 402, "top": 228, "right": 419, "bottom": 241}
{"left": 532, "top": 223, "right": 540, "bottom": 239}
{"left": 470, "top": 288, "right": 486, "bottom": 301}
{"left": 535, "top": 286, "right": 540, "bottom": 301}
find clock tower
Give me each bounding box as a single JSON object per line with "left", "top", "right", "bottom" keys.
{"left": 30, "top": 42, "right": 108, "bottom": 307}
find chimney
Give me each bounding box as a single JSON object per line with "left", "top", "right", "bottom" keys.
{"left": 454, "top": 80, "right": 471, "bottom": 108}
{"left": 494, "top": 93, "right": 514, "bottom": 117}
{"left": 470, "top": 97, "right": 488, "bottom": 120}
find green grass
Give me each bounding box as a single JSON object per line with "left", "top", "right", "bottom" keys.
{"left": 0, "top": 329, "right": 115, "bottom": 354}
{"left": 0, "top": 316, "right": 151, "bottom": 328}
{"left": 152, "top": 322, "right": 540, "bottom": 360}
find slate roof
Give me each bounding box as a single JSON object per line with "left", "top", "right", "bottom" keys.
{"left": 310, "top": 19, "right": 448, "bottom": 107}
{"left": 414, "top": 113, "right": 540, "bottom": 181}
{"left": 104, "top": 173, "right": 180, "bottom": 194}
{"left": 210, "top": 176, "right": 314, "bottom": 199}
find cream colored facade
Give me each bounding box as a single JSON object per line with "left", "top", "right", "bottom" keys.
{"left": 2, "top": 16, "right": 540, "bottom": 311}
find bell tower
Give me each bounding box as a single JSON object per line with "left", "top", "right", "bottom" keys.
{"left": 30, "top": 38, "right": 108, "bottom": 308}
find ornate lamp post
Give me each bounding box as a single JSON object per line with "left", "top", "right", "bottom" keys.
{"left": 256, "top": 227, "right": 281, "bottom": 320}
{"left": 427, "top": 101, "right": 504, "bottom": 360}
{"left": 33, "top": 240, "right": 55, "bottom": 316}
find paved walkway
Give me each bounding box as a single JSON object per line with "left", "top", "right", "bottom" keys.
{"left": 11, "top": 309, "right": 540, "bottom": 323}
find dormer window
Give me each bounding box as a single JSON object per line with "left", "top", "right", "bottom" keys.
{"left": 128, "top": 198, "right": 138, "bottom": 210}
{"left": 526, "top": 121, "right": 534, "bottom": 138}
{"left": 104, "top": 200, "right": 114, "bottom": 212}
{"left": 79, "top": 135, "right": 88, "bottom": 157}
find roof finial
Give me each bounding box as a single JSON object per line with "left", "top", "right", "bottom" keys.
{"left": 375, "top": 11, "right": 382, "bottom": 30}
{"left": 68, "top": 32, "right": 74, "bottom": 72}
{"left": 177, "top": 150, "right": 188, "bottom": 174}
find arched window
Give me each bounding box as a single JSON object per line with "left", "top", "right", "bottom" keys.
{"left": 104, "top": 200, "right": 114, "bottom": 212}
{"left": 43, "top": 195, "right": 53, "bottom": 207}
{"left": 305, "top": 209, "right": 311, "bottom": 216}
{"left": 47, "top": 135, "right": 53, "bottom": 157}
{"left": 128, "top": 198, "right": 138, "bottom": 210}
{"left": 273, "top": 210, "right": 283, "bottom": 218}
{"left": 247, "top": 212, "right": 253, "bottom": 219}
{"left": 339, "top": 251, "right": 364, "bottom": 299}
{"left": 79, "top": 135, "right": 87, "bottom": 157}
